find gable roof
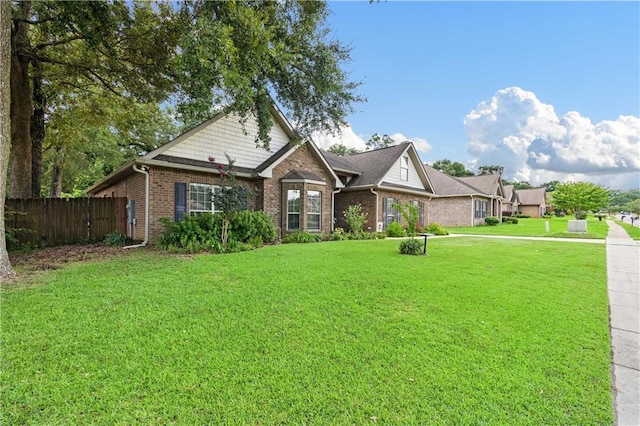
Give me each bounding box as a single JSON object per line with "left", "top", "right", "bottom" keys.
{"left": 517, "top": 188, "right": 546, "bottom": 205}
{"left": 422, "top": 165, "right": 505, "bottom": 198}
{"left": 323, "top": 142, "right": 433, "bottom": 193}
{"left": 503, "top": 185, "right": 516, "bottom": 203}
{"left": 88, "top": 105, "right": 344, "bottom": 194}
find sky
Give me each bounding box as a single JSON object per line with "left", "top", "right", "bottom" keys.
{"left": 311, "top": 1, "right": 640, "bottom": 190}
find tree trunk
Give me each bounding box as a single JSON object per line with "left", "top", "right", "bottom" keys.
{"left": 1, "top": 0, "right": 16, "bottom": 280}
{"left": 49, "top": 147, "right": 64, "bottom": 198}
{"left": 9, "top": 1, "right": 33, "bottom": 199}
{"left": 31, "top": 60, "right": 45, "bottom": 198}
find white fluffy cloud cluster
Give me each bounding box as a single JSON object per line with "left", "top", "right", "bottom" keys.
{"left": 464, "top": 87, "right": 640, "bottom": 189}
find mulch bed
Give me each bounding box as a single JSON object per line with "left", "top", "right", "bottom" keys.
{"left": 9, "top": 243, "right": 138, "bottom": 272}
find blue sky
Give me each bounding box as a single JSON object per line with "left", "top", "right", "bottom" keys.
{"left": 313, "top": 1, "right": 640, "bottom": 190}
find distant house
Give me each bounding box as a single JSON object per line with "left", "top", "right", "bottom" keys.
{"left": 87, "top": 106, "right": 343, "bottom": 242}
{"left": 515, "top": 188, "right": 547, "bottom": 218}
{"left": 503, "top": 185, "right": 519, "bottom": 216}
{"left": 423, "top": 165, "right": 506, "bottom": 227}
{"left": 323, "top": 143, "right": 434, "bottom": 232}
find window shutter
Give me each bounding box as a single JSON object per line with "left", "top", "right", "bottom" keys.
{"left": 419, "top": 201, "right": 425, "bottom": 227}
{"left": 382, "top": 197, "right": 388, "bottom": 227}
{"left": 175, "top": 182, "right": 187, "bottom": 221}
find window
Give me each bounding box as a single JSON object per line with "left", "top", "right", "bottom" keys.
{"left": 400, "top": 156, "right": 409, "bottom": 181}
{"left": 287, "top": 190, "right": 301, "bottom": 230}
{"left": 383, "top": 197, "right": 399, "bottom": 228}
{"left": 190, "top": 183, "right": 219, "bottom": 214}
{"left": 474, "top": 199, "right": 488, "bottom": 219}
{"left": 307, "top": 190, "right": 322, "bottom": 231}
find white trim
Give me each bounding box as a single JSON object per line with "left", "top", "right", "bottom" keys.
{"left": 280, "top": 178, "right": 326, "bottom": 186}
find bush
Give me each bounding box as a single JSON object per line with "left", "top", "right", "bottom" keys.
{"left": 386, "top": 221, "right": 406, "bottom": 237}
{"left": 104, "top": 231, "right": 131, "bottom": 247}
{"left": 343, "top": 204, "right": 368, "bottom": 233}
{"left": 502, "top": 217, "right": 519, "bottom": 224}
{"left": 157, "top": 210, "right": 278, "bottom": 253}
{"left": 515, "top": 214, "right": 531, "bottom": 218}
{"left": 399, "top": 238, "right": 423, "bottom": 255}
{"left": 282, "top": 231, "right": 321, "bottom": 244}
{"left": 484, "top": 216, "right": 500, "bottom": 226}
{"left": 425, "top": 222, "right": 448, "bottom": 235}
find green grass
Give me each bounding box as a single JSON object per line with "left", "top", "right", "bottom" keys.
{"left": 616, "top": 220, "right": 640, "bottom": 240}
{"left": 2, "top": 239, "right": 612, "bottom": 424}
{"left": 449, "top": 216, "right": 609, "bottom": 239}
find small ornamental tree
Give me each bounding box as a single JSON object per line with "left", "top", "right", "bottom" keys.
{"left": 211, "top": 154, "right": 248, "bottom": 246}
{"left": 392, "top": 201, "right": 420, "bottom": 236}
{"left": 550, "top": 181, "right": 610, "bottom": 220}
{"left": 343, "top": 203, "right": 367, "bottom": 233}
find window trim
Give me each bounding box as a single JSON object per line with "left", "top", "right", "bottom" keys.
{"left": 306, "top": 190, "right": 322, "bottom": 231}
{"left": 286, "top": 189, "right": 301, "bottom": 231}
{"left": 400, "top": 156, "right": 409, "bottom": 181}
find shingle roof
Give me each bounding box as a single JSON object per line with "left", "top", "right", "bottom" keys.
{"left": 457, "top": 174, "right": 502, "bottom": 196}
{"left": 517, "top": 188, "right": 546, "bottom": 205}
{"left": 281, "top": 170, "right": 325, "bottom": 181}
{"left": 423, "top": 164, "right": 478, "bottom": 195}
{"left": 503, "top": 185, "right": 515, "bottom": 203}
{"left": 321, "top": 150, "right": 362, "bottom": 175}
{"left": 333, "top": 142, "right": 411, "bottom": 187}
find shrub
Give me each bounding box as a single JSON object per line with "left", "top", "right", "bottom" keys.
{"left": 282, "top": 231, "right": 321, "bottom": 243}
{"left": 386, "top": 221, "right": 406, "bottom": 237}
{"left": 502, "top": 217, "right": 519, "bottom": 224}
{"left": 332, "top": 227, "right": 346, "bottom": 241}
{"left": 515, "top": 214, "right": 531, "bottom": 218}
{"left": 399, "top": 238, "right": 423, "bottom": 255}
{"left": 104, "top": 231, "right": 130, "bottom": 247}
{"left": 425, "top": 222, "right": 448, "bottom": 235}
{"left": 157, "top": 210, "right": 277, "bottom": 253}
{"left": 484, "top": 216, "right": 500, "bottom": 226}
{"left": 343, "top": 204, "right": 368, "bottom": 233}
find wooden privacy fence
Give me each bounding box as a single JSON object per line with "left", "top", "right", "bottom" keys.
{"left": 5, "top": 197, "right": 127, "bottom": 248}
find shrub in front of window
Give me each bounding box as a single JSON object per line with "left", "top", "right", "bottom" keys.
{"left": 386, "top": 221, "right": 406, "bottom": 237}
{"left": 343, "top": 204, "right": 368, "bottom": 233}
{"left": 484, "top": 216, "right": 500, "bottom": 226}
{"left": 392, "top": 201, "right": 420, "bottom": 236}
{"left": 282, "top": 231, "right": 321, "bottom": 243}
{"left": 399, "top": 238, "right": 423, "bottom": 255}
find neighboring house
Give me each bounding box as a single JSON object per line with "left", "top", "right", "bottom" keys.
{"left": 323, "top": 143, "right": 435, "bottom": 232}
{"left": 423, "top": 165, "right": 506, "bottom": 227}
{"left": 502, "top": 185, "right": 519, "bottom": 215}
{"left": 515, "top": 188, "right": 547, "bottom": 218}
{"left": 87, "top": 106, "right": 343, "bottom": 242}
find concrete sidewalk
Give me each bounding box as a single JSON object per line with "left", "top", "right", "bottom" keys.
{"left": 606, "top": 220, "right": 640, "bottom": 425}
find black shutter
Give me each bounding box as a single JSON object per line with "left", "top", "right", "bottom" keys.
{"left": 175, "top": 182, "right": 187, "bottom": 221}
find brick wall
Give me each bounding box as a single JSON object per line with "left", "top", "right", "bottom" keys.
{"left": 335, "top": 189, "right": 431, "bottom": 232}
{"left": 266, "top": 143, "right": 337, "bottom": 236}
{"left": 428, "top": 197, "right": 473, "bottom": 227}
{"left": 94, "top": 172, "right": 146, "bottom": 241}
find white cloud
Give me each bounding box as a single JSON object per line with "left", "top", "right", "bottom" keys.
{"left": 464, "top": 87, "right": 640, "bottom": 189}
{"left": 312, "top": 127, "right": 433, "bottom": 155}
{"left": 311, "top": 125, "right": 367, "bottom": 152}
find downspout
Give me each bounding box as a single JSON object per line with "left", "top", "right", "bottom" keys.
{"left": 470, "top": 195, "right": 474, "bottom": 227}
{"left": 124, "top": 164, "right": 149, "bottom": 249}
{"left": 331, "top": 188, "right": 341, "bottom": 232}
{"left": 370, "top": 188, "right": 379, "bottom": 231}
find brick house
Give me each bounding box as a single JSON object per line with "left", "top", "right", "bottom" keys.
{"left": 323, "top": 143, "right": 435, "bottom": 232}
{"left": 423, "top": 165, "right": 505, "bottom": 227}
{"left": 515, "top": 188, "right": 547, "bottom": 218}
{"left": 87, "top": 106, "right": 343, "bottom": 243}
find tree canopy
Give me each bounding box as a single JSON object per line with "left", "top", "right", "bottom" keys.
{"left": 431, "top": 158, "right": 473, "bottom": 177}
{"left": 6, "top": 0, "right": 364, "bottom": 199}
{"left": 550, "top": 181, "right": 611, "bottom": 220}
{"left": 327, "top": 143, "right": 361, "bottom": 157}
{"left": 365, "top": 133, "right": 396, "bottom": 150}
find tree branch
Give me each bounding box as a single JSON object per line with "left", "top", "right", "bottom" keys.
{"left": 36, "top": 35, "right": 86, "bottom": 50}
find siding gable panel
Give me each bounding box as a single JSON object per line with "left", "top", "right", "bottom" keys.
{"left": 382, "top": 154, "right": 425, "bottom": 190}
{"left": 162, "top": 114, "right": 290, "bottom": 169}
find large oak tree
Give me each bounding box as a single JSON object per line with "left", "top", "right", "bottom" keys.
{"left": 2, "top": 0, "right": 363, "bottom": 274}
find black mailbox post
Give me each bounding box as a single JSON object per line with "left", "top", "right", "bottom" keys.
{"left": 419, "top": 233, "right": 434, "bottom": 255}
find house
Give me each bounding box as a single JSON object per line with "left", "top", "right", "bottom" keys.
{"left": 502, "top": 185, "right": 519, "bottom": 216}
{"left": 87, "top": 106, "right": 344, "bottom": 243}
{"left": 422, "top": 165, "right": 505, "bottom": 227}
{"left": 515, "top": 188, "right": 547, "bottom": 218}
{"left": 323, "top": 143, "right": 435, "bottom": 232}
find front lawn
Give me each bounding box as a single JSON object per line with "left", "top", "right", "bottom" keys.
{"left": 1, "top": 239, "right": 612, "bottom": 424}
{"left": 449, "top": 215, "right": 609, "bottom": 239}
